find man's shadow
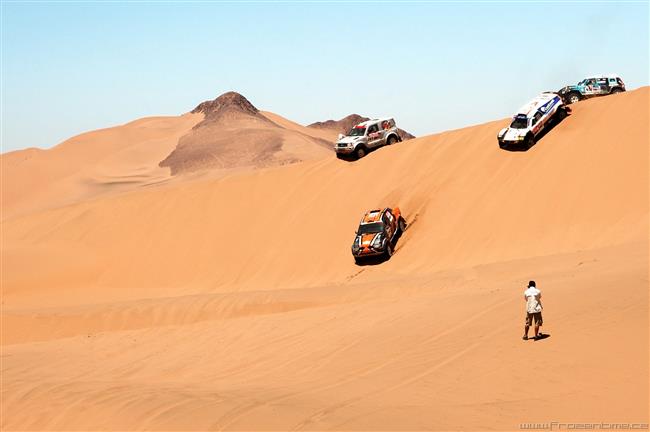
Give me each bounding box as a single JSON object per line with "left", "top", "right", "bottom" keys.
{"left": 531, "top": 333, "right": 551, "bottom": 341}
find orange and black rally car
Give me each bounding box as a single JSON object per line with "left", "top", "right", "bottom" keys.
{"left": 351, "top": 207, "right": 406, "bottom": 263}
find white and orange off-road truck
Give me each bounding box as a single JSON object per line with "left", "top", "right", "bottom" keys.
{"left": 351, "top": 208, "right": 406, "bottom": 263}
{"left": 335, "top": 118, "right": 401, "bottom": 159}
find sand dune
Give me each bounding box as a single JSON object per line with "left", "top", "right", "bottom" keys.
{"left": 1, "top": 93, "right": 335, "bottom": 221}
{"left": 1, "top": 88, "right": 647, "bottom": 430}
{"left": 1, "top": 114, "right": 203, "bottom": 219}
{"left": 159, "top": 92, "right": 332, "bottom": 175}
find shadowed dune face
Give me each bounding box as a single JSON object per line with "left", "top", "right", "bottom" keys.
{"left": 160, "top": 127, "right": 284, "bottom": 173}
{"left": 1, "top": 88, "right": 647, "bottom": 430}
{"left": 159, "top": 92, "right": 331, "bottom": 174}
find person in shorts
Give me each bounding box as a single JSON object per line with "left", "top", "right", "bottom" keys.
{"left": 523, "top": 280, "right": 543, "bottom": 340}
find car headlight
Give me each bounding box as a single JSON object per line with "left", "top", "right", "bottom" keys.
{"left": 352, "top": 238, "right": 360, "bottom": 252}
{"left": 372, "top": 235, "right": 383, "bottom": 248}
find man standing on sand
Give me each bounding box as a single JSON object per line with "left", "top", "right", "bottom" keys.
{"left": 523, "top": 281, "right": 543, "bottom": 341}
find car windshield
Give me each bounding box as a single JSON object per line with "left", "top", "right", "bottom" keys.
{"left": 578, "top": 79, "right": 589, "bottom": 85}
{"left": 348, "top": 127, "right": 366, "bottom": 137}
{"left": 510, "top": 117, "right": 529, "bottom": 129}
{"left": 358, "top": 222, "right": 383, "bottom": 234}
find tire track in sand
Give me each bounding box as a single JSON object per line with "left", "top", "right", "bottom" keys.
{"left": 213, "top": 295, "right": 515, "bottom": 431}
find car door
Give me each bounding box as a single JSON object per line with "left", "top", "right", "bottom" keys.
{"left": 531, "top": 111, "right": 544, "bottom": 136}
{"left": 380, "top": 120, "right": 391, "bottom": 142}
{"left": 596, "top": 77, "right": 609, "bottom": 95}
{"left": 367, "top": 124, "right": 381, "bottom": 148}
{"left": 383, "top": 210, "right": 395, "bottom": 240}
{"left": 583, "top": 78, "right": 599, "bottom": 96}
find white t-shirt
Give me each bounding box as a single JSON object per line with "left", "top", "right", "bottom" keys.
{"left": 524, "top": 287, "right": 543, "bottom": 313}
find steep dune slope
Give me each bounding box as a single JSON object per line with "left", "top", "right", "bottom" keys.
{"left": 2, "top": 88, "right": 646, "bottom": 309}
{"left": 1, "top": 88, "right": 647, "bottom": 430}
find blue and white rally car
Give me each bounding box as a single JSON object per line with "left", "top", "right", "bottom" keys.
{"left": 498, "top": 93, "right": 569, "bottom": 149}
{"left": 557, "top": 74, "right": 626, "bottom": 104}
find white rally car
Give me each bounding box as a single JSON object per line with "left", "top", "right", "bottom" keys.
{"left": 335, "top": 118, "right": 401, "bottom": 159}
{"left": 498, "top": 93, "right": 569, "bottom": 149}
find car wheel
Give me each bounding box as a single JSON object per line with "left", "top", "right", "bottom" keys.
{"left": 525, "top": 134, "right": 536, "bottom": 149}
{"left": 398, "top": 217, "right": 406, "bottom": 233}
{"left": 557, "top": 108, "right": 567, "bottom": 121}
{"left": 611, "top": 88, "right": 623, "bottom": 94}
{"left": 387, "top": 136, "right": 397, "bottom": 146}
{"left": 385, "top": 242, "right": 394, "bottom": 258}
{"left": 499, "top": 141, "right": 507, "bottom": 149}
{"left": 567, "top": 92, "right": 581, "bottom": 104}
{"left": 356, "top": 146, "right": 366, "bottom": 159}
{"left": 354, "top": 256, "right": 361, "bottom": 264}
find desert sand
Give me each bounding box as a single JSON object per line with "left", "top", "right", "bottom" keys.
{"left": 1, "top": 88, "right": 648, "bottom": 430}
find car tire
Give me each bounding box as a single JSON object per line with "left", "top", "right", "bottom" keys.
{"left": 525, "top": 134, "right": 536, "bottom": 149}
{"left": 355, "top": 146, "right": 367, "bottom": 159}
{"left": 567, "top": 92, "right": 581, "bottom": 104}
{"left": 354, "top": 256, "right": 361, "bottom": 264}
{"left": 499, "top": 141, "right": 507, "bottom": 149}
{"left": 387, "top": 135, "right": 397, "bottom": 146}
{"left": 557, "top": 108, "right": 567, "bottom": 121}
{"left": 398, "top": 217, "right": 406, "bottom": 233}
{"left": 385, "top": 242, "right": 394, "bottom": 258}
{"left": 611, "top": 88, "right": 623, "bottom": 94}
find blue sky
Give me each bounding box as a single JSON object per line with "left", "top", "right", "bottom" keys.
{"left": 1, "top": 1, "right": 648, "bottom": 152}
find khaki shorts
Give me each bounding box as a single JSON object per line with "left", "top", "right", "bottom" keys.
{"left": 525, "top": 312, "right": 543, "bottom": 326}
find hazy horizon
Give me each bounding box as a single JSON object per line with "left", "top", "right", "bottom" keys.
{"left": 2, "top": 1, "right": 648, "bottom": 152}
